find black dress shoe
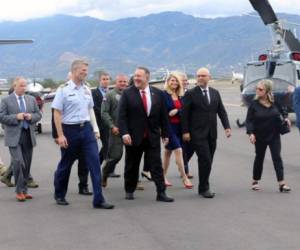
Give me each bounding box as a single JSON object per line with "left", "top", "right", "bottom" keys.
{"left": 108, "top": 173, "right": 121, "bottom": 178}
{"left": 125, "top": 192, "right": 134, "bottom": 200}
{"left": 55, "top": 198, "right": 69, "bottom": 205}
{"left": 94, "top": 202, "right": 115, "bottom": 209}
{"left": 199, "top": 190, "right": 215, "bottom": 198}
{"left": 156, "top": 192, "right": 174, "bottom": 202}
{"left": 79, "top": 187, "right": 93, "bottom": 195}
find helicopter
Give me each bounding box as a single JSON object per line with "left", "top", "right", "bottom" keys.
{"left": 237, "top": 0, "right": 300, "bottom": 127}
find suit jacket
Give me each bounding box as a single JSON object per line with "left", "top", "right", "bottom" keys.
{"left": 181, "top": 86, "right": 230, "bottom": 142}
{"left": 293, "top": 86, "right": 300, "bottom": 130}
{"left": 118, "top": 85, "right": 169, "bottom": 147}
{"left": 91, "top": 88, "right": 105, "bottom": 130}
{"left": 162, "top": 91, "right": 183, "bottom": 117}
{"left": 0, "top": 93, "right": 42, "bottom": 147}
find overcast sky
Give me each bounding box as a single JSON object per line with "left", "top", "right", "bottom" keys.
{"left": 0, "top": 0, "right": 299, "bottom": 22}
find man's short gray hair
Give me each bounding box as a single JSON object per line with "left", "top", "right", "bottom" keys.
{"left": 71, "top": 59, "right": 89, "bottom": 72}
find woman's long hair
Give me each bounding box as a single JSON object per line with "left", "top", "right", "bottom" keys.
{"left": 254, "top": 79, "right": 274, "bottom": 103}
{"left": 164, "top": 73, "right": 184, "bottom": 97}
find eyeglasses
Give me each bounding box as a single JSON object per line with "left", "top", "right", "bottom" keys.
{"left": 256, "top": 87, "right": 265, "bottom": 91}
{"left": 197, "top": 75, "right": 209, "bottom": 77}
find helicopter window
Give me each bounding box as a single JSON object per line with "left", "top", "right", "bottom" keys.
{"left": 273, "top": 63, "right": 295, "bottom": 83}
{"left": 244, "top": 63, "right": 295, "bottom": 87}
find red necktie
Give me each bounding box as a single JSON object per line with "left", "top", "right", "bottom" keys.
{"left": 141, "top": 90, "right": 148, "bottom": 137}
{"left": 141, "top": 90, "right": 148, "bottom": 115}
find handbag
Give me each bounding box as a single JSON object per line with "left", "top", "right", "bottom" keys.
{"left": 279, "top": 120, "right": 290, "bottom": 135}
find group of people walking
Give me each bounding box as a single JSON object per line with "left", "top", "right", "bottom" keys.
{"left": 0, "top": 59, "right": 294, "bottom": 209}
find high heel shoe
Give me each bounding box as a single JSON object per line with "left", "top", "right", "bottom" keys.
{"left": 141, "top": 171, "right": 152, "bottom": 181}
{"left": 165, "top": 179, "right": 172, "bottom": 187}
{"left": 251, "top": 181, "right": 260, "bottom": 191}
{"left": 183, "top": 179, "right": 193, "bottom": 189}
{"left": 279, "top": 184, "right": 291, "bottom": 193}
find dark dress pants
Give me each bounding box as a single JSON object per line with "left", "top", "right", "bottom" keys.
{"left": 54, "top": 123, "right": 105, "bottom": 205}
{"left": 99, "top": 126, "right": 109, "bottom": 166}
{"left": 182, "top": 141, "right": 194, "bottom": 174}
{"left": 124, "top": 138, "right": 165, "bottom": 194}
{"left": 253, "top": 135, "right": 284, "bottom": 182}
{"left": 77, "top": 154, "right": 89, "bottom": 189}
{"left": 193, "top": 136, "right": 216, "bottom": 193}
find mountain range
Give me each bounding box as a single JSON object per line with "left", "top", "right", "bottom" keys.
{"left": 0, "top": 11, "right": 300, "bottom": 79}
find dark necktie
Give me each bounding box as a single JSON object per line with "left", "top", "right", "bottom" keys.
{"left": 203, "top": 89, "right": 209, "bottom": 105}
{"left": 19, "top": 96, "right": 29, "bottom": 129}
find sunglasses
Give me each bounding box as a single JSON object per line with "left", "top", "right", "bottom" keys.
{"left": 256, "top": 87, "right": 265, "bottom": 91}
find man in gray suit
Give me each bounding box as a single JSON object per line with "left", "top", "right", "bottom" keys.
{"left": 0, "top": 77, "right": 42, "bottom": 201}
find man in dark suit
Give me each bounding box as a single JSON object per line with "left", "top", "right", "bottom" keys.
{"left": 91, "top": 72, "right": 111, "bottom": 168}
{"left": 182, "top": 68, "right": 231, "bottom": 198}
{"left": 118, "top": 66, "right": 174, "bottom": 202}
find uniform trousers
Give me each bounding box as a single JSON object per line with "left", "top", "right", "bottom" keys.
{"left": 102, "top": 132, "right": 123, "bottom": 177}
{"left": 54, "top": 122, "right": 105, "bottom": 205}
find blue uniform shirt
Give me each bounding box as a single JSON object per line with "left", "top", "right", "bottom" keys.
{"left": 52, "top": 80, "right": 94, "bottom": 124}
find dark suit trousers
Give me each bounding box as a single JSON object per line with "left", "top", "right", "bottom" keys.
{"left": 9, "top": 129, "right": 33, "bottom": 194}
{"left": 99, "top": 126, "right": 109, "bottom": 165}
{"left": 253, "top": 135, "right": 284, "bottom": 182}
{"left": 182, "top": 141, "right": 194, "bottom": 174}
{"left": 77, "top": 154, "right": 89, "bottom": 189}
{"left": 124, "top": 138, "right": 165, "bottom": 193}
{"left": 193, "top": 136, "right": 216, "bottom": 193}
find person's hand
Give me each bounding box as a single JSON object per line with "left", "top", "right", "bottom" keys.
{"left": 162, "top": 137, "right": 169, "bottom": 146}
{"left": 225, "top": 128, "right": 231, "bottom": 138}
{"left": 94, "top": 131, "right": 100, "bottom": 139}
{"left": 57, "top": 135, "right": 68, "bottom": 148}
{"left": 54, "top": 138, "right": 59, "bottom": 145}
{"left": 249, "top": 134, "right": 256, "bottom": 144}
{"left": 24, "top": 113, "right": 32, "bottom": 121}
{"left": 182, "top": 133, "right": 191, "bottom": 142}
{"left": 169, "top": 109, "right": 178, "bottom": 117}
{"left": 122, "top": 134, "right": 132, "bottom": 146}
{"left": 285, "top": 118, "right": 291, "bottom": 128}
{"left": 16, "top": 113, "right": 25, "bottom": 120}
{"left": 111, "top": 126, "right": 119, "bottom": 135}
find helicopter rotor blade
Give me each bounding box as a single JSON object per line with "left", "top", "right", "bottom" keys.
{"left": 249, "top": 0, "right": 278, "bottom": 25}
{"left": 0, "top": 39, "right": 33, "bottom": 45}
{"left": 282, "top": 29, "right": 300, "bottom": 52}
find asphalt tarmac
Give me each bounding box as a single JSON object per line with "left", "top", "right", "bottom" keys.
{"left": 0, "top": 81, "right": 300, "bottom": 250}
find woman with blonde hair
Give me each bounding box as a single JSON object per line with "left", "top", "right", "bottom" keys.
{"left": 246, "top": 79, "right": 291, "bottom": 192}
{"left": 162, "top": 73, "right": 193, "bottom": 189}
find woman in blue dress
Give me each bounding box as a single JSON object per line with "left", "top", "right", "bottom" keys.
{"left": 162, "top": 73, "right": 193, "bottom": 189}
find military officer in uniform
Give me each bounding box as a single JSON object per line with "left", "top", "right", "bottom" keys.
{"left": 101, "top": 74, "right": 128, "bottom": 187}
{"left": 51, "top": 59, "right": 114, "bottom": 209}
